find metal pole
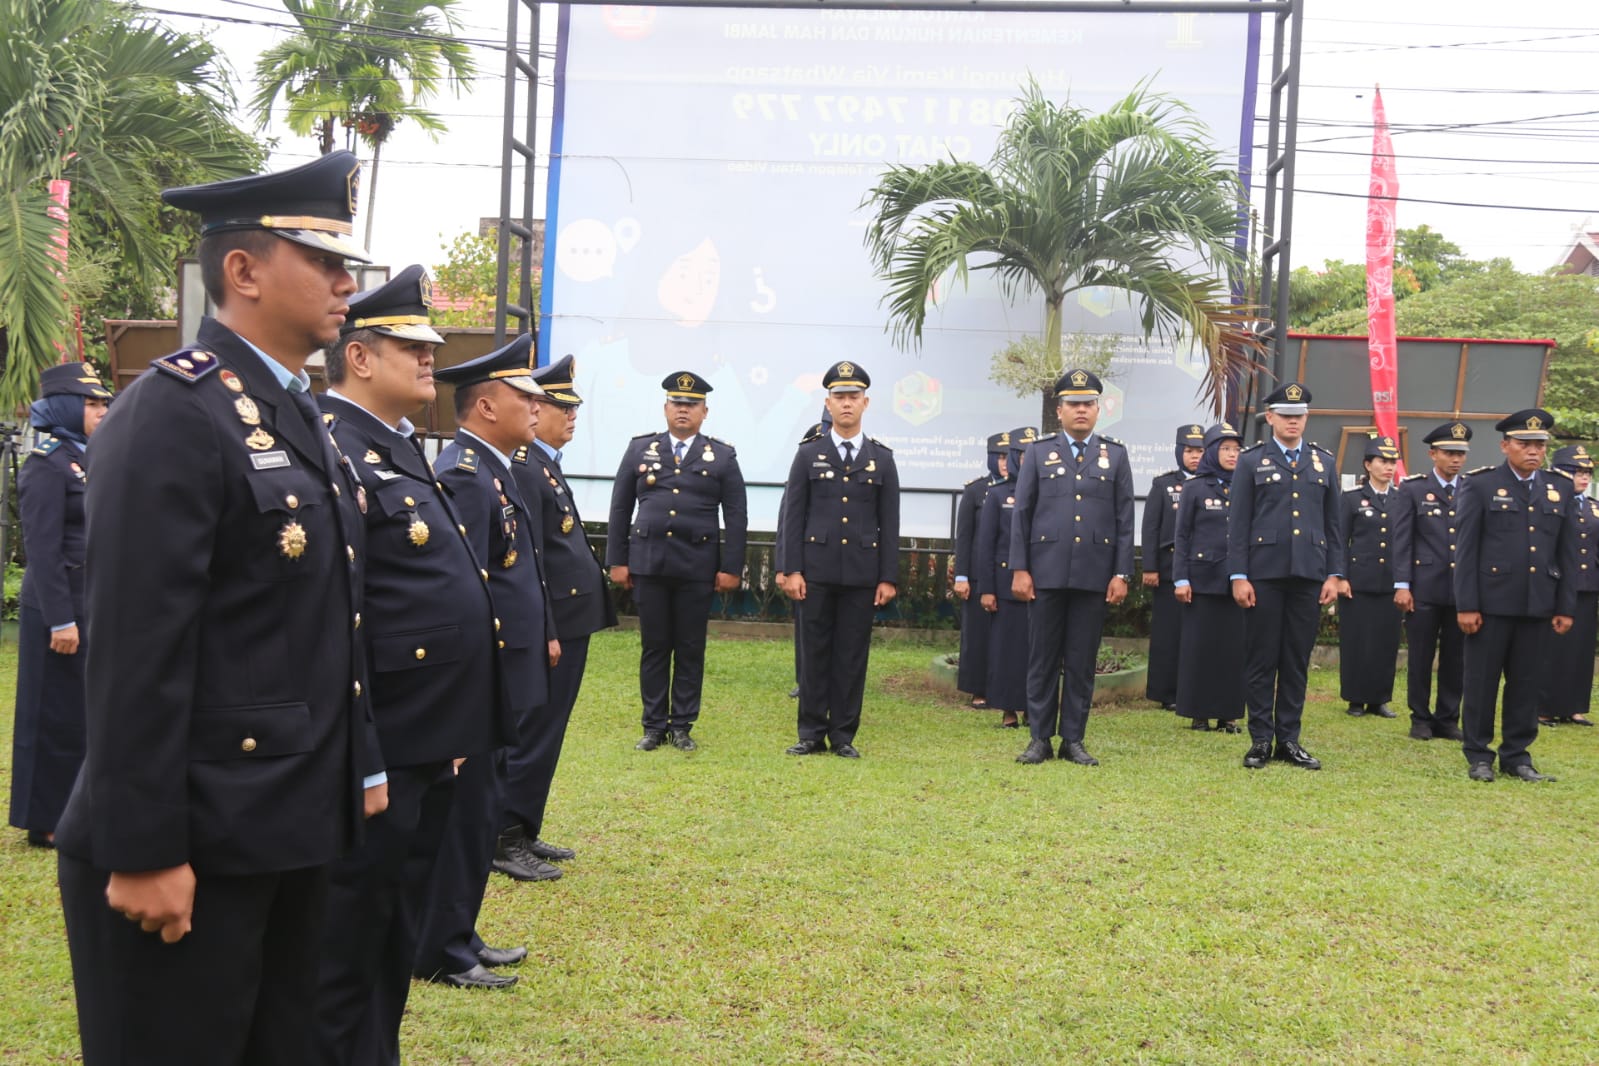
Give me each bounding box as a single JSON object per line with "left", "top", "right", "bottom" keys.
{"left": 1272, "top": 0, "right": 1305, "bottom": 386}
{"left": 561, "top": 0, "right": 1288, "bottom": 10}
{"left": 521, "top": 1, "right": 539, "bottom": 341}
{"left": 494, "top": 0, "right": 522, "bottom": 344}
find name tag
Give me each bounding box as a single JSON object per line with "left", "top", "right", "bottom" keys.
{"left": 250, "top": 451, "right": 290, "bottom": 470}
{"left": 372, "top": 468, "right": 400, "bottom": 481}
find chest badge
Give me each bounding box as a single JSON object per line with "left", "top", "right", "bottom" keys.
{"left": 702, "top": 447, "right": 715, "bottom": 463}
{"left": 561, "top": 514, "right": 575, "bottom": 534}
{"left": 503, "top": 548, "right": 518, "bottom": 568}
{"left": 409, "top": 516, "right": 430, "bottom": 546}
{"left": 278, "top": 521, "right": 307, "bottom": 559}
{"left": 234, "top": 396, "right": 260, "bottom": 425}
{"left": 245, "top": 428, "right": 276, "bottom": 451}
{"left": 219, "top": 369, "right": 244, "bottom": 393}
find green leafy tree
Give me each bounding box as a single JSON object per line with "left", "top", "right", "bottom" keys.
{"left": 0, "top": 0, "right": 261, "bottom": 409}
{"left": 862, "top": 80, "right": 1259, "bottom": 415}
{"left": 429, "top": 231, "right": 540, "bottom": 328}
{"left": 252, "top": 0, "right": 475, "bottom": 248}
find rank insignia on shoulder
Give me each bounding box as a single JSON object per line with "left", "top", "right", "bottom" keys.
{"left": 31, "top": 435, "right": 60, "bottom": 456}
{"left": 1242, "top": 441, "right": 1264, "bottom": 451}
{"left": 869, "top": 436, "right": 892, "bottom": 451}
{"left": 635, "top": 431, "right": 659, "bottom": 441}
{"left": 1466, "top": 466, "right": 1495, "bottom": 476}
{"left": 1100, "top": 435, "right": 1122, "bottom": 447}
{"left": 799, "top": 428, "right": 826, "bottom": 444}
{"left": 152, "top": 350, "right": 221, "bottom": 383}
{"left": 1550, "top": 467, "right": 1574, "bottom": 481}
{"left": 964, "top": 475, "right": 984, "bottom": 487}
{"left": 512, "top": 445, "right": 529, "bottom": 464}
{"left": 1403, "top": 472, "right": 1427, "bottom": 481}
{"left": 455, "top": 451, "right": 480, "bottom": 473}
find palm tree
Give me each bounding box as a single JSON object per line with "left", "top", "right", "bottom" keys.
{"left": 0, "top": 0, "right": 261, "bottom": 408}
{"left": 252, "top": 0, "right": 475, "bottom": 248}
{"left": 862, "top": 80, "right": 1260, "bottom": 415}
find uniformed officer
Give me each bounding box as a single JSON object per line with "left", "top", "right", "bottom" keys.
{"left": 974, "top": 427, "right": 1037, "bottom": 729}
{"left": 953, "top": 433, "right": 1006, "bottom": 709}
{"left": 1172, "top": 422, "right": 1246, "bottom": 732}
{"left": 776, "top": 411, "right": 830, "bottom": 699}
{"left": 9, "top": 363, "right": 110, "bottom": 848}
{"left": 1142, "top": 424, "right": 1206, "bottom": 710}
{"left": 607, "top": 371, "right": 748, "bottom": 751}
{"left": 1392, "top": 421, "right": 1471, "bottom": 742}
{"left": 55, "top": 151, "right": 381, "bottom": 1065}
{"left": 1539, "top": 444, "right": 1599, "bottom": 726}
{"left": 1227, "top": 382, "right": 1342, "bottom": 770}
{"left": 1337, "top": 435, "right": 1403, "bottom": 720}
{"left": 1009, "top": 369, "right": 1135, "bottom": 766}
{"left": 1454, "top": 409, "right": 1577, "bottom": 782}
{"left": 311, "top": 268, "right": 513, "bottom": 1061}
{"left": 777, "top": 361, "right": 900, "bottom": 757}
{"left": 494, "top": 354, "right": 617, "bottom": 882}
{"left": 413, "top": 335, "right": 558, "bottom": 988}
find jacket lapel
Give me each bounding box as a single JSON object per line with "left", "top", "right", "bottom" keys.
{"left": 201, "top": 320, "right": 328, "bottom": 474}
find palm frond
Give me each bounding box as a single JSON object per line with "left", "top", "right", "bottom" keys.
{"left": 0, "top": 184, "right": 71, "bottom": 409}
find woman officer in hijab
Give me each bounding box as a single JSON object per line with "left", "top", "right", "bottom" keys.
{"left": 1539, "top": 444, "right": 1599, "bottom": 726}
{"left": 1172, "top": 422, "right": 1245, "bottom": 733}
{"left": 8, "top": 362, "right": 111, "bottom": 847}
{"left": 1336, "top": 435, "right": 1403, "bottom": 720}
{"left": 975, "top": 427, "right": 1038, "bottom": 728}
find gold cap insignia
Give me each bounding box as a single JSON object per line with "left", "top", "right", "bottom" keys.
{"left": 419, "top": 272, "right": 434, "bottom": 309}
{"left": 1070, "top": 370, "right": 1088, "bottom": 387}
{"left": 1577, "top": 446, "right": 1590, "bottom": 459}
{"left": 1020, "top": 428, "right": 1038, "bottom": 443}
{"left": 838, "top": 361, "right": 854, "bottom": 377}
{"left": 1527, "top": 415, "right": 1543, "bottom": 431}
{"left": 997, "top": 432, "right": 1010, "bottom": 447}
{"left": 1450, "top": 423, "right": 1467, "bottom": 439}
{"left": 1284, "top": 383, "right": 1304, "bottom": 402}
{"left": 677, "top": 373, "right": 696, "bottom": 391}
{"left": 346, "top": 163, "right": 361, "bottom": 216}
{"left": 278, "top": 521, "right": 307, "bottom": 559}
{"left": 1221, "top": 422, "right": 1237, "bottom": 433}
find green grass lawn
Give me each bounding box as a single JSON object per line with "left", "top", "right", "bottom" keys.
{"left": 3, "top": 631, "right": 1598, "bottom": 1063}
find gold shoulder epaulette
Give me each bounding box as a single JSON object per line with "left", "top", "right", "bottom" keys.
{"left": 455, "top": 449, "right": 480, "bottom": 473}
{"left": 511, "top": 444, "right": 529, "bottom": 464}
{"left": 869, "top": 436, "right": 893, "bottom": 452}
{"left": 150, "top": 349, "right": 220, "bottom": 383}
{"left": 31, "top": 434, "right": 60, "bottom": 457}
{"left": 1403, "top": 472, "right": 1427, "bottom": 482}
{"left": 1466, "top": 465, "right": 1495, "bottom": 476}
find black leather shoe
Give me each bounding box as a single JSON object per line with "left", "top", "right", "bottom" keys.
{"left": 492, "top": 834, "right": 563, "bottom": 882}
{"left": 477, "top": 945, "right": 528, "bottom": 968}
{"left": 1507, "top": 764, "right": 1555, "bottom": 783}
{"left": 432, "top": 964, "right": 518, "bottom": 989}
{"left": 998, "top": 717, "right": 1020, "bottom": 729}
{"left": 1061, "top": 741, "right": 1099, "bottom": 766}
{"left": 1243, "top": 741, "right": 1271, "bottom": 769}
{"left": 1016, "top": 738, "right": 1052, "bottom": 764}
{"left": 1189, "top": 719, "right": 1211, "bottom": 731}
{"left": 1218, "top": 720, "right": 1241, "bottom": 734}
{"left": 1370, "top": 703, "right": 1397, "bottom": 719}
{"left": 1570, "top": 715, "right": 1595, "bottom": 727}
{"left": 1433, "top": 721, "right": 1464, "bottom": 741}
{"left": 1273, "top": 740, "right": 1321, "bottom": 770}
{"left": 528, "top": 839, "right": 574, "bottom": 862}
{"left": 636, "top": 731, "right": 665, "bottom": 751}
{"left": 1467, "top": 762, "right": 1495, "bottom": 783}
{"left": 787, "top": 685, "right": 800, "bottom": 699}
{"left": 833, "top": 744, "right": 861, "bottom": 759}
{"left": 25, "top": 831, "right": 53, "bottom": 849}
{"left": 1408, "top": 722, "right": 1433, "bottom": 741}
{"left": 668, "top": 729, "right": 697, "bottom": 752}
{"left": 1345, "top": 703, "right": 1366, "bottom": 717}
{"left": 785, "top": 739, "right": 826, "bottom": 755}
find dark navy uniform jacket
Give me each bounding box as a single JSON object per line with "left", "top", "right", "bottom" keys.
{"left": 1141, "top": 470, "right": 1186, "bottom": 581}
{"left": 1453, "top": 462, "right": 1578, "bottom": 619}
{"left": 323, "top": 395, "right": 509, "bottom": 767}
{"left": 437, "top": 432, "right": 554, "bottom": 715}
{"left": 1008, "top": 432, "right": 1135, "bottom": 590}
{"left": 1226, "top": 439, "right": 1344, "bottom": 581}
{"left": 954, "top": 475, "right": 991, "bottom": 581}
{"left": 1569, "top": 492, "right": 1599, "bottom": 593}
{"left": 57, "top": 317, "right": 373, "bottom": 876}
{"left": 1391, "top": 472, "right": 1460, "bottom": 606}
{"left": 606, "top": 432, "right": 748, "bottom": 580}
{"left": 973, "top": 478, "right": 1021, "bottom": 601}
{"left": 18, "top": 434, "right": 87, "bottom": 628}
{"left": 512, "top": 443, "right": 616, "bottom": 639}
{"left": 1172, "top": 475, "right": 1233, "bottom": 596}
{"left": 1340, "top": 483, "right": 1397, "bottom": 594}
{"left": 778, "top": 433, "right": 900, "bottom": 587}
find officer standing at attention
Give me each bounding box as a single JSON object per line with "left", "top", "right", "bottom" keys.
{"left": 1539, "top": 445, "right": 1599, "bottom": 727}
{"left": 1391, "top": 422, "right": 1471, "bottom": 742}
{"left": 413, "top": 335, "right": 557, "bottom": 988}
{"left": 1227, "top": 382, "right": 1342, "bottom": 771}
{"left": 776, "top": 411, "right": 830, "bottom": 700}
{"left": 54, "top": 152, "right": 382, "bottom": 1065}
{"left": 608, "top": 371, "right": 748, "bottom": 751}
{"left": 311, "top": 267, "right": 513, "bottom": 1062}
{"left": 778, "top": 361, "right": 900, "bottom": 757}
{"left": 1454, "top": 409, "right": 1577, "bottom": 783}
{"left": 1336, "top": 435, "right": 1403, "bottom": 721}
{"left": 975, "top": 427, "right": 1038, "bottom": 729}
{"left": 1172, "top": 422, "right": 1247, "bottom": 733}
{"left": 495, "top": 354, "right": 617, "bottom": 882}
{"left": 1010, "top": 369, "right": 1134, "bottom": 767}
{"left": 1142, "top": 424, "right": 1205, "bottom": 711}
{"left": 9, "top": 363, "right": 110, "bottom": 849}
{"left": 953, "top": 433, "right": 1006, "bottom": 709}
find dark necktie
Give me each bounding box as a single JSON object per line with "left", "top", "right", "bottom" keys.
{"left": 1444, "top": 482, "right": 1454, "bottom": 502}
{"left": 841, "top": 440, "right": 855, "bottom": 465}
{"left": 674, "top": 440, "right": 685, "bottom": 465}
{"left": 287, "top": 386, "right": 323, "bottom": 436}
{"left": 1286, "top": 448, "right": 1299, "bottom": 468}
{"left": 1072, "top": 441, "right": 1084, "bottom": 463}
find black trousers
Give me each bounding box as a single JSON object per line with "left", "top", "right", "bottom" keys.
{"left": 956, "top": 592, "right": 991, "bottom": 696}
{"left": 313, "top": 762, "right": 455, "bottom": 1066}
{"left": 1025, "top": 588, "right": 1108, "bottom": 745}
{"left": 413, "top": 747, "right": 504, "bottom": 979}
{"left": 504, "top": 634, "right": 589, "bottom": 839}
{"left": 1144, "top": 579, "right": 1180, "bottom": 705}
{"left": 1462, "top": 614, "right": 1545, "bottom": 769}
{"left": 1539, "top": 590, "right": 1599, "bottom": 718}
{"left": 60, "top": 854, "right": 326, "bottom": 1066}
{"left": 1405, "top": 600, "right": 1463, "bottom": 726}
{"left": 1338, "top": 591, "right": 1401, "bottom": 704}
{"left": 632, "top": 575, "right": 715, "bottom": 732}
{"left": 797, "top": 583, "right": 876, "bottom": 747}
{"left": 1242, "top": 577, "right": 1321, "bottom": 744}
{"left": 9, "top": 603, "right": 86, "bottom": 834}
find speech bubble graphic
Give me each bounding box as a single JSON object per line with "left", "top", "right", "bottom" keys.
{"left": 557, "top": 218, "right": 617, "bottom": 282}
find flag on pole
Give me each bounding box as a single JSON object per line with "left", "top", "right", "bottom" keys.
{"left": 1364, "top": 88, "right": 1403, "bottom": 475}
{"left": 47, "top": 179, "right": 72, "bottom": 360}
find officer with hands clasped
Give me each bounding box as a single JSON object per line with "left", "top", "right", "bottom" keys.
{"left": 607, "top": 371, "right": 748, "bottom": 752}
{"left": 1227, "top": 382, "right": 1342, "bottom": 771}
{"left": 1539, "top": 444, "right": 1599, "bottom": 727}
{"left": 1391, "top": 421, "right": 1471, "bottom": 742}
{"left": 1142, "top": 423, "right": 1206, "bottom": 711}
{"left": 1010, "top": 369, "right": 1135, "bottom": 767}
{"left": 953, "top": 433, "right": 1006, "bottom": 709}
{"left": 55, "top": 151, "right": 381, "bottom": 1066}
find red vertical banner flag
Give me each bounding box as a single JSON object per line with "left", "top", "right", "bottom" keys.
{"left": 47, "top": 179, "right": 72, "bottom": 359}
{"left": 1364, "top": 88, "right": 1403, "bottom": 475}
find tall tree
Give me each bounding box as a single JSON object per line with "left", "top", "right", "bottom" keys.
{"left": 0, "top": 0, "right": 261, "bottom": 408}
{"left": 252, "top": 0, "right": 475, "bottom": 247}
{"left": 862, "top": 80, "right": 1258, "bottom": 415}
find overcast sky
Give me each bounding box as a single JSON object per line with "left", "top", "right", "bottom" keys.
{"left": 147, "top": 0, "right": 1599, "bottom": 278}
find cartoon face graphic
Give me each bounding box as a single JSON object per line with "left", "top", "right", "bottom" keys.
{"left": 657, "top": 238, "right": 720, "bottom": 328}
